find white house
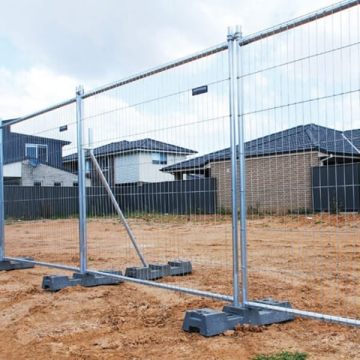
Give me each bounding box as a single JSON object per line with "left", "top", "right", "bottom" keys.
{"left": 63, "top": 138, "right": 197, "bottom": 185}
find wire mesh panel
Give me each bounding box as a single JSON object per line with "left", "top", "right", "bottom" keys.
{"left": 240, "top": 4, "right": 359, "bottom": 320}
{"left": 78, "top": 48, "right": 237, "bottom": 296}
{"left": 4, "top": 103, "right": 81, "bottom": 267}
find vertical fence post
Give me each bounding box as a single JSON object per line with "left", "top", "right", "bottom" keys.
{"left": 76, "top": 86, "right": 87, "bottom": 274}
{"left": 235, "top": 26, "right": 248, "bottom": 306}
{"left": 227, "top": 28, "right": 240, "bottom": 307}
{"left": 0, "top": 120, "right": 4, "bottom": 262}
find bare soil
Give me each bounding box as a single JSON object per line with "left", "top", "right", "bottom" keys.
{"left": 0, "top": 214, "right": 359, "bottom": 359}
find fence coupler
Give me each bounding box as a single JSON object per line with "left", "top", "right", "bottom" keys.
{"left": 0, "top": 257, "right": 34, "bottom": 271}
{"left": 42, "top": 270, "right": 123, "bottom": 292}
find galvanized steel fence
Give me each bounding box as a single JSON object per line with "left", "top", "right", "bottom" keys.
{"left": 0, "top": 0, "right": 359, "bottom": 328}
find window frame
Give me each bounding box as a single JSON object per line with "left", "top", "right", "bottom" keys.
{"left": 25, "top": 143, "right": 48, "bottom": 163}
{"left": 151, "top": 152, "right": 167, "bottom": 165}
{"left": 85, "top": 159, "right": 91, "bottom": 174}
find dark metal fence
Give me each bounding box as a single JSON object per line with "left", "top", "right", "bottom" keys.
{"left": 312, "top": 163, "right": 360, "bottom": 212}
{"left": 4, "top": 178, "right": 217, "bottom": 219}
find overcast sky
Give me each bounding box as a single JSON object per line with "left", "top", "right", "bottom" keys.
{"left": 0, "top": 0, "right": 338, "bottom": 119}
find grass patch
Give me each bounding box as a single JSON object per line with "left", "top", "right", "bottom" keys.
{"left": 253, "top": 351, "right": 307, "bottom": 360}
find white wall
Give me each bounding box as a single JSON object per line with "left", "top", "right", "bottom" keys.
{"left": 4, "top": 162, "right": 22, "bottom": 177}
{"left": 114, "top": 153, "right": 140, "bottom": 184}
{"left": 114, "top": 151, "right": 187, "bottom": 184}
{"left": 138, "top": 152, "right": 186, "bottom": 183}
{"left": 21, "top": 161, "right": 91, "bottom": 187}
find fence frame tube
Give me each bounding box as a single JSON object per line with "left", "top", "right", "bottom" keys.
{"left": 240, "top": 0, "right": 359, "bottom": 46}
{"left": 227, "top": 28, "right": 240, "bottom": 307}
{"left": 76, "top": 86, "right": 88, "bottom": 274}
{"left": 4, "top": 256, "right": 232, "bottom": 302}
{"left": 3, "top": 255, "right": 359, "bottom": 327}
{"left": 0, "top": 120, "right": 4, "bottom": 261}
{"left": 245, "top": 301, "right": 360, "bottom": 327}
{"left": 235, "top": 27, "right": 249, "bottom": 306}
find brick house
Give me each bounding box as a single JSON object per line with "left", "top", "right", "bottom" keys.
{"left": 162, "top": 124, "right": 360, "bottom": 213}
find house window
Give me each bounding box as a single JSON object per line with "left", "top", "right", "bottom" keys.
{"left": 152, "top": 152, "right": 167, "bottom": 165}
{"left": 73, "top": 182, "right": 78, "bottom": 187}
{"left": 34, "top": 181, "right": 42, "bottom": 186}
{"left": 25, "top": 144, "right": 48, "bottom": 163}
{"left": 54, "top": 182, "right": 62, "bottom": 187}
{"left": 85, "top": 159, "right": 91, "bottom": 174}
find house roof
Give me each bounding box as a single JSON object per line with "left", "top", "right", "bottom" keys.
{"left": 162, "top": 123, "right": 360, "bottom": 173}
{"left": 63, "top": 138, "right": 197, "bottom": 162}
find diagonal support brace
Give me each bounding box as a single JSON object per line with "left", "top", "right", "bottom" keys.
{"left": 88, "top": 149, "right": 147, "bottom": 267}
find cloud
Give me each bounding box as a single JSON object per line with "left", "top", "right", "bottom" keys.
{"left": 0, "top": 0, "right": 336, "bottom": 83}
{"left": 2, "top": 0, "right": 357, "bottom": 153}
{"left": 0, "top": 66, "right": 80, "bottom": 118}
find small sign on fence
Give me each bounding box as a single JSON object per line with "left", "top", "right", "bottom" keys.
{"left": 192, "top": 85, "right": 208, "bottom": 96}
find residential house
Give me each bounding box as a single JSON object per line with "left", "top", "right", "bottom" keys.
{"left": 3, "top": 120, "right": 83, "bottom": 187}
{"left": 161, "top": 124, "right": 360, "bottom": 213}
{"left": 63, "top": 138, "right": 197, "bottom": 185}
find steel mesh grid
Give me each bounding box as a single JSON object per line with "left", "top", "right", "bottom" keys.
{"left": 239, "top": 4, "right": 360, "bottom": 319}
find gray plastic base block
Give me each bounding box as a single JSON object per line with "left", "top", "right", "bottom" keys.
{"left": 183, "top": 308, "right": 243, "bottom": 336}
{"left": 42, "top": 270, "right": 123, "bottom": 292}
{"left": 125, "top": 266, "right": 163, "bottom": 280}
{"left": 168, "top": 260, "right": 192, "bottom": 276}
{"left": 148, "top": 264, "right": 171, "bottom": 277}
{"left": 0, "top": 258, "right": 34, "bottom": 271}
{"left": 125, "top": 260, "right": 192, "bottom": 280}
{"left": 223, "top": 298, "right": 295, "bottom": 326}
{"left": 183, "top": 298, "right": 294, "bottom": 337}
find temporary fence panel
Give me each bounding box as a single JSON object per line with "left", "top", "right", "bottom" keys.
{"left": 239, "top": 2, "right": 359, "bottom": 322}
{"left": 79, "top": 44, "right": 238, "bottom": 299}
{"left": 3, "top": 102, "right": 80, "bottom": 268}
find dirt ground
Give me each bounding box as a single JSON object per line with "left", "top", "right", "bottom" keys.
{"left": 0, "top": 214, "right": 359, "bottom": 359}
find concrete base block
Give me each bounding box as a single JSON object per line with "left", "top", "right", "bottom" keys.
{"left": 42, "top": 270, "right": 123, "bottom": 292}
{"left": 183, "top": 299, "right": 294, "bottom": 337}
{"left": 0, "top": 258, "right": 34, "bottom": 271}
